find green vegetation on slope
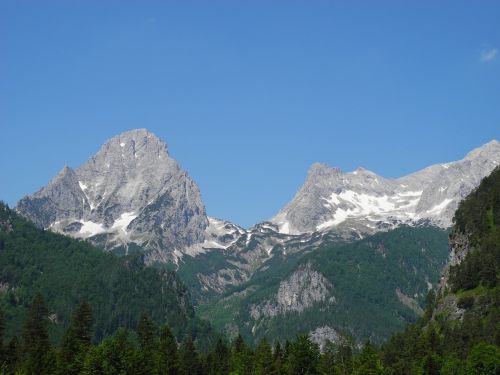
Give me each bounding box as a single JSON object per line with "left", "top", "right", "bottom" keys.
{"left": 380, "top": 166, "right": 500, "bottom": 374}
{"left": 200, "top": 226, "right": 449, "bottom": 345}
{"left": 0, "top": 202, "right": 213, "bottom": 347}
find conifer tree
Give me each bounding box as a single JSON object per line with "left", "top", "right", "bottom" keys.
{"left": 353, "top": 342, "right": 384, "bottom": 375}
{"left": 334, "top": 341, "right": 353, "bottom": 375}
{"left": 230, "top": 334, "right": 252, "bottom": 375}
{"left": 0, "top": 305, "right": 4, "bottom": 365}
{"left": 254, "top": 338, "right": 273, "bottom": 375}
{"left": 60, "top": 301, "right": 94, "bottom": 374}
{"left": 136, "top": 313, "right": 157, "bottom": 374}
{"left": 21, "top": 293, "right": 51, "bottom": 374}
{"left": 157, "top": 325, "right": 179, "bottom": 375}
{"left": 179, "top": 336, "right": 200, "bottom": 375}
{"left": 317, "top": 340, "right": 336, "bottom": 375}
{"left": 211, "top": 337, "right": 229, "bottom": 375}
{"left": 60, "top": 302, "right": 93, "bottom": 374}
{"left": 137, "top": 312, "right": 157, "bottom": 352}
{"left": 272, "top": 341, "right": 285, "bottom": 375}
{"left": 286, "top": 335, "right": 320, "bottom": 375}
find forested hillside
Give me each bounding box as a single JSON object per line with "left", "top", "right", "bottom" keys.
{"left": 0, "top": 202, "right": 213, "bottom": 347}
{"left": 0, "top": 161, "right": 499, "bottom": 374}
{"left": 200, "top": 226, "right": 449, "bottom": 346}
{"left": 380, "top": 165, "right": 500, "bottom": 374}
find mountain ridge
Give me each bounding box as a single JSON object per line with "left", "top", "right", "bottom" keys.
{"left": 15, "top": 130, "right": 499, "bottom": 268}
{"left": 271, "top": 139, "right": 500, "bottom": 235}
{"left": 16, "top": 128, "right": 208, "bottom": 263}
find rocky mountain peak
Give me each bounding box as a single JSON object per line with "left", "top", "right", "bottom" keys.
{"left": 463, "top": 139, "right": 500, "bottom": 161}
{"left": 307, "top": 163, "right": 341, "bottom": 178}
{"left": 17, "top": 129, "right": 208, "bottom": 263}
{"left": 271, "top": 140, "right": 500, "bottom": 235}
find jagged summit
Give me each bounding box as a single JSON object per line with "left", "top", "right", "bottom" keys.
{"left": 14, "top": 132, "right": 500, "bottom": 265}
{"left": 17, "top": 129, "right": 208, "bottom": 263}
{"left": 272, "top": 140, "right": 500, "bottom": 235}
{"left": 463, "top": 138, "right": 499, "bottom": 161}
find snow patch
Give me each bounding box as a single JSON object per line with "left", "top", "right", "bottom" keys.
{"left": 426, "top": 198, "right": 453, "bottom": 215}
{"left": 111, "top": 212, "right": 137, "bottom": 235}
{"left": 78, "top": 181, "right": 95, "bottom": 210}
{"left": 79, "top": 221, "right": 106, "bottom": 236}
{"left": 317, "top": 189, "right": 423, "bottom": 230}
{"left": 78, "top": 181, "right": 88, "bottom": 191}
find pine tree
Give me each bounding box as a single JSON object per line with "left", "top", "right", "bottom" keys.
{"left": 335, "top": 342, "right": 353, "bottom": 375}
{"left": 211, "top": 337, "right": 229, "bottom": 375}
{"left": 353, "top": 342, "right": 384, "bottom": 375}
{"left": 318, "top": 340, "right": 336, "bottom": 375}
{"left": 229, "top": 334, "right": 253, "bottom": 375}
{"left": 60, "top": 301, "right": 94, "bottom": 374}
{"left": 136, "top": 313, "right": 157, "bottom": 375}
{"left": 137, "top": 312, "right": 157, "bottom": 352}
{"left": 21, "top": 294, "right": 52, "bottom": 374}
{"left": 95, "top": 328, "right": 138, "bottom": 374}
{"left": 157, "top": 325, "right": 179, "bottom": 375}
{"left": 0, "top": 305, "right": 4, "bottom": 365}
{"left": 420, "top": 353, "right": 442, "bottom": 375}
{"left": 465, "top": 343, "right": 500, "bottom": 375}
{"left": 4, "top": 336, "right": 19, "bottom": 374}
{"left": 254, "top": 338, "right": 273, "bottom": 375}
{"left": 286, "top": 335, "right": 320, "bottom": 375}
{"left": 272, "top": 341, "right": 285, "bottom": 375}
{"left": 179, "top": 336, "right": 200, "bottom": 375}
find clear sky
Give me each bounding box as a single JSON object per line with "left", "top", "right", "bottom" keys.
{"left": 1, "top": 1, "right": 499, "bottom": 227}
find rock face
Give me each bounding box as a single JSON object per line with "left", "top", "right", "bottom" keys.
{"left": 438, "top": 229, "right": 473, "bottom": 291}
{"left": 272, "top": 140, "right": 500, "bottom": 235}
{"left": 249, "top": 263, "right": 335, "bottom": 320}
{"left": 16, "top": 129, "right": 208, "bottom": 263}
{"left": 15, "top": 134, "right": 499, "bottom": 271}
{"left": 309, "top": 326, "right": 340, "bottom": 349}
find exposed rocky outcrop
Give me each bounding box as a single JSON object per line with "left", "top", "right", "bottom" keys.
{"left": 272, "top": 140, "right": 500, "bottom": 235}
{"left": 309, "top": 325, "right": 340, "bottom": 349}
{"left": 438, "top": 229, "right": 473, "bottom": 291}
{"left": 249, "top": 263, "right": 335, "bottom": 320}
{"left": 17, "top": 129, "right": 208, "bottom": 263}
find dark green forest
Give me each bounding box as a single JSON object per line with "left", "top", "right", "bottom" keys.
{"left": 0, "top": 203, "right": 213, "bottom": 348}
{"left": 0, "top": 166, "right": 499, "bottom": 374}
{"left": 0, "top": 293, "right": 498, "bottom": 375}
{"left": 200, "top": 225, "right": 449, "bottom": 345}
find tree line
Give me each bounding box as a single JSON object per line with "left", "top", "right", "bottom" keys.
{"left": 1, "top": 294, "right": 499, "bottom": 375}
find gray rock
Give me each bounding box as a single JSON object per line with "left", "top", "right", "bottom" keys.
{"left": 16, "top": 129, "right": 208, "bottom": 263}
{"left": 249, "top": 262, "right": 335, "bottom": 320}
{"left": 272, "top": 140, "right": 500, "bottom": 234}
{"left": 309, "top": 326, "right": 340, "bottom": 350}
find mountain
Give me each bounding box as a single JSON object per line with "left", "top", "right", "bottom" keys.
{"left": 380, "top": 165, "right": 500, "bottom": 374}
{"left": 16, "top": 129, "right": 208, "bottom": 263}
{"left": 271, "top": 140, "right": 500, "bottom": 236}
{"left": 178, "top": 140, "right": 500, "bottom": 302}
{"left": 15, "top": 132, "right": 499, "bottom": 305}
{"left": 0, "top": 202, "right": 213, "bottom": 346}
{"left": 197, "top": 225, "right": 449, "bottom": 346}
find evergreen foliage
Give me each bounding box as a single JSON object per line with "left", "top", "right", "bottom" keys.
{"left": 450, "top": 165, "right": 500, "bottom": 292}
{"left": 200, "top": 225, "right": 449, "bottom": 345}
{"left": 0, "top": 202, "right": 214, "bottom": 349}
{"left": 0, "top": 162, "right": 499, "bottom": 374}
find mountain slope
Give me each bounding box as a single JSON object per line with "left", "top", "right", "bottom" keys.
{"left": 0, "top": 202, "right": 213, "bottom": 346}
{"left": 179, "top": 140, "right": 499, "bottom": 303}
{"left": 198, "top": 226, "right": 449, "bottom": 346}
{"left": 16, "top": 129, "right": 208, "bottom": 263}
{"left": 271, "top": 140, "right": 500, "bottom": 235}
{"left": 380, "top": 166, "right": 500, "bottom": 374}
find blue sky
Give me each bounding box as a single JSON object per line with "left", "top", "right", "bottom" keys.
{"left": 1, "top": 1, "right": 499, "bottom": 227}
